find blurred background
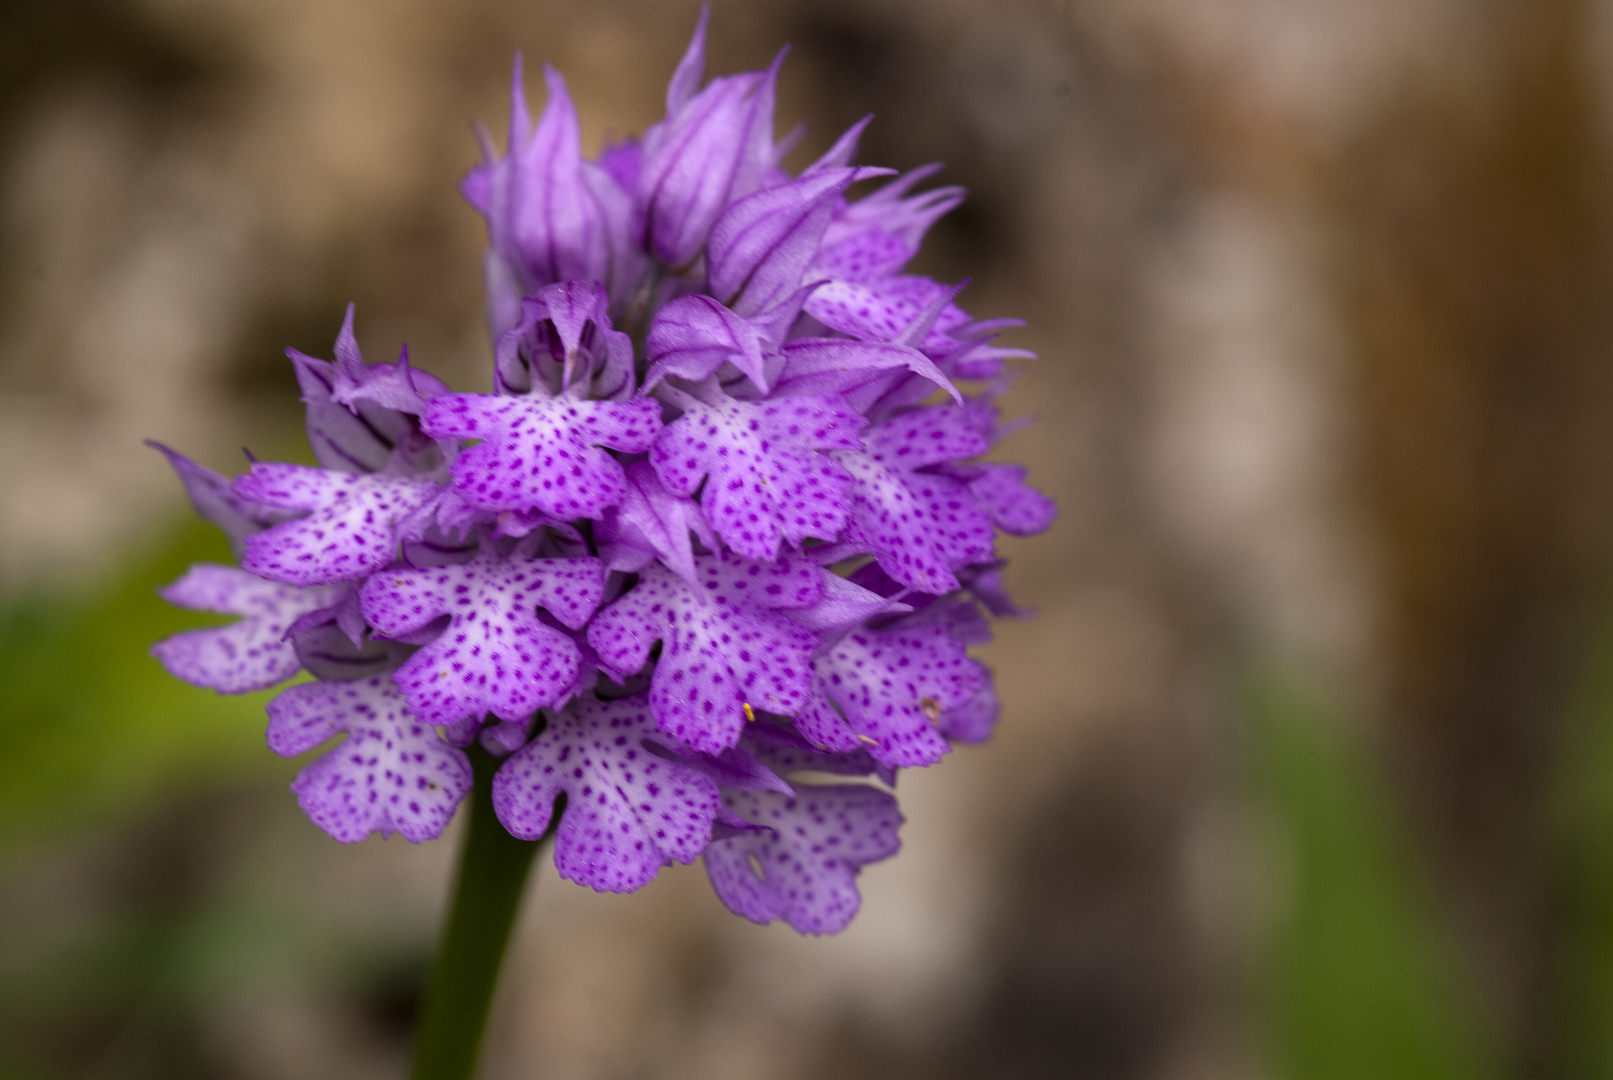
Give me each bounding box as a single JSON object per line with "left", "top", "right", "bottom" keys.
{"left": 4, "top": 0, "right": 1613, "bottom": 1077}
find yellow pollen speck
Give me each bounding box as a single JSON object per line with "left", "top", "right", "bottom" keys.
{"left": 857, "top": 734, "right": 877, "bottom": 746}
{"left": 743, "top": 703, "right": 757, "bottom": 723}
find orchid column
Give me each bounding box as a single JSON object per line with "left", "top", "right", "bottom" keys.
{"left": 150, "top": 10, "right": 1054, "bottom": 1078}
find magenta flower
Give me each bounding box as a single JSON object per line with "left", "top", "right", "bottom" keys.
{"left": 149, "top": 12, "right": 1053, "bottom": 941}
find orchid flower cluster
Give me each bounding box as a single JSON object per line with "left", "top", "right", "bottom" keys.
{"left": 150, "top": 14, "right": 1053, "bottom": 935}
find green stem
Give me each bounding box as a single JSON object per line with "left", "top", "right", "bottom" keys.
{"left": 411, "top": 745, "right": 546, "bottom": 1080}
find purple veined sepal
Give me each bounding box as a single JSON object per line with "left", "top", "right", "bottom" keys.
{"left": 287, "top": 305, "right": 450, "bottom": 476}
{"left": 586, "top": 548, "right": 825, "bottom": 755}
{"left": 815, "top": 164, "right": 964, "bottom": 280}
{"left": 637, "top": 10, "right": 784, "bottom": 268}
{"left": 490, "top": 692, "right": 724, "bottom": 893}
{"left": 287, "top": 589, "right": 413, "bottom": 680}
{"left": 151, "top": 564, "right": 342, "bottom": 693}
{"left": 642, "top": 283, "right": 823, "bottom": 398}
{"left": 492, "top": 280, "right": 636, "bottom": 400}
{"left": 464, "top": 59, "right": 639, "bottom": 339}
{"left": 232, "top": 464, "right": 444, "bottom": 586}
{"left": 145, "top": 441, "right": 297, "bottom": 559}
{"left": 267, "top": 676, "right": 473, "bottom": 844}
{"left": 770, "top": 282, "right": 964, "bottom": 416}
{"left": 595, "top": 460, "right": 716, "bottom": 588}
{"left": 703, "top": 783, "right": 903, "bottom": 935}
{"left": 360, "top": 542, "right": 607, "bottom": 726}
{"left": 649, "top": 382, "right": 862, "bottom": 561}
{"left": 705, "top": 163, "right": 893, "bottom": 318}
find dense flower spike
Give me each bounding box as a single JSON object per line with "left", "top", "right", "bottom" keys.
{"left": 150, "top": 11, "right": 1052, "bottom": 934}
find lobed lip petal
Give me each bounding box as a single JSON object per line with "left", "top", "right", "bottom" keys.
{"left": 491, "top": 692, "right": 721, "bottom": 892}
{"left": 425, "top": 392, "right": 660, "bottom": 520}
{"left": 268, "top": 676, "right": 472, "bottom": 844}
{"left": 704, "top": 785, "right": 903, "bottom": 934}
{"left": 650, "top": 390, "right": 862, "bottom": 561}
{"left": 586, "top": 550, "right": 824, "bottom": 754}
{"left": 152, "top": 564, "right": 340, "bottom": 694}
{"left": 794, "top": 622, "right": 984, "bottom": 768}
{"left": 361, "top": 552, "right": 606, "bottom": 725}
{"left": 236, "top": 464, "right": 442, "bottom": 586}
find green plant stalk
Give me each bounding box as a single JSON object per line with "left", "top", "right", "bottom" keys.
{"left": 411, "top": 745, "right": 546, "bottom": 1080}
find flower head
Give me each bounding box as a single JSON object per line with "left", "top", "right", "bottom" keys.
{"left": 151, "top": 13, "right": 1053, "bottom": 934}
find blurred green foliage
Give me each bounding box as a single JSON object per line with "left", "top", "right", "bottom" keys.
{"left": 0, "top": 519, "right": 288, "bottom": 858}
{"left": 1548, "top": 613, "right": 1613, "bottom": 1079}
{"left": 1244, "top": 666, "right": 1499, "bottom": 1080}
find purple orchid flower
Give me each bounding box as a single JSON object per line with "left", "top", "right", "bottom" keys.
{"left": 149, "top": 9, "right": 1054, "bottom": 935}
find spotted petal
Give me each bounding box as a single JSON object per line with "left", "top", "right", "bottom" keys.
{"left": 795, "top": 622, "right": 982, "bottom": 768}
{"left": 492, "top": 693, "right": 720, "bottom": 892}
{"left": 955, "top": 463, "right": 1056, "bottom": 536}
{"left": 425, "top": 392, "right": 661, "bottom": 520}
{"left": 651, "top": 392, "right": 861, "bottom": 560}
{"left": 360, "top": 553, "right": 606, "bottom": 724}
{"left": 235, "top": 464, "right": 441, "bottom": 586}
{"left": 586, "top": 550, "right": 823, "bottom": 753}
{"left": 267, "top": 677, "right": 472, "bottom": 843}
{"left": 152, "top": 565, "right": 339, "bottom": 693}
{"left": 704, "top": 785, "right": 902, "bottom": 934}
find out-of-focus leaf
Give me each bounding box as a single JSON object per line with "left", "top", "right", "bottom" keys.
{"left": 0, "top": 520, "right": 292, "bottom": 859}
{"left": 1547, "top": 611, "right": 1613, "bottom": 1079}
{"left": 1244, "top": 663, "right": 1497, "bottom": 1080}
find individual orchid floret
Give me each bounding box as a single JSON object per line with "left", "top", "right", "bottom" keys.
{"left": 492, "top": 693, "right": 722, "bottom": 892}
{"left": 795, "top": 620, "right": 985, "bottom": 767}
{"left": 704, "top": 784, "right": 903, "bottom": 934}
{"left": 637, "top": 11, "right": 783, "bottom": 267}
{"left": 423, "top": 380, "right": 660, "bottom": 521}
{"left": 463, "top": 60, "right": 637, "bottom": 337}
{"left": 152, "top": 564, "right": 340, "bottom": 693}
{"left": 234, "top": 464, "right": 442, "bottom": 586}
{"left": 267, "top": 676, "right": 473, "bottom": 843}
{"left": 587, "top": 549, "right": 823, "bottom": 754}
{"left": 493, "top": 281, "right": 635, "bottom": 399}
{"left": 360, "top": 550, "right": 606, "bottom": 726}
{"left": 288, "top": 307, "right": 446, "bottom": 476}
{"left": 650, "top": 385, "right": 862, "bottom": 561}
